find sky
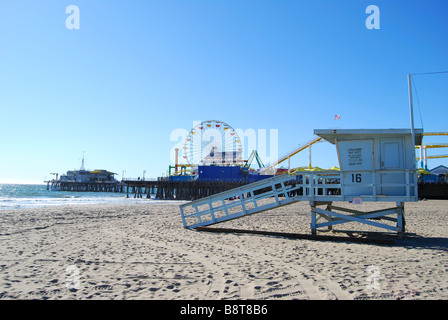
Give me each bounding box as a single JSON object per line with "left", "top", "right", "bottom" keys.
{"left": 0, "top": 0, "right": 447, "bottom": 184}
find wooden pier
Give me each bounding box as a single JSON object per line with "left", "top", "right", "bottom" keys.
{"left": 60, "top": 182, "right": 126, "bottom": 193}
{"left": 47, "top": 179, "right": 250, "bottom": 200}
{"left": 47, "top": 180, "right": 126, "bottom": 193}
{"left": 122, "top": 180, "right": 247, "bottom": 200}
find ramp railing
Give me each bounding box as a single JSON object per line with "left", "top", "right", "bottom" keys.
{"left": 180, "top": 171, "right": 342, "bottom": 229}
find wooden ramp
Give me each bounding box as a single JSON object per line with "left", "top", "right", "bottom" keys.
{"left": 179, "top": 172, "right": 319, "bottom": 229}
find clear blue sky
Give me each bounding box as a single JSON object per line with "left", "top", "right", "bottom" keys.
{"left": 0, "top": 0, "right": 447, "bottom": 184}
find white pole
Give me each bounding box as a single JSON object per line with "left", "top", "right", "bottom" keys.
{"left": 419, "top": 146, "right": 423, "bottom": 168}
{"left": 424, "top": 146, "right": 428, "bottom": 169}
{"left": 175, "top": 148, "right": 179, "bottom": 175}
{"left": 309, "top": 145, "right": 312, "bottom": 170}
{"left": 288, "top": 157, "right": 291, "bottom": 174}
{"left": 408, "top": 74, "right": 416, "bottom": 165}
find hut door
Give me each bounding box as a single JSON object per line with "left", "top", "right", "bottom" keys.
{"left": 379, "top": 139, "right": 404, "bottom": 195}
{"left": 380, "top": 140, "right": 403, "bottom": 169}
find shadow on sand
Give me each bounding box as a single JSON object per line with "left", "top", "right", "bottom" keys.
{"left": 397, "top": 234, "right": 448, "bottom": 251}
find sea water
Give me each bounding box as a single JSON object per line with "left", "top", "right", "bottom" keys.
{"left": 0, "top": 184, "right": 164, "bottom": 211}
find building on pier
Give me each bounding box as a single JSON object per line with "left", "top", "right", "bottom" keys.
{"left": 46, "top": 154, "right": 120, "bottom": 191}
{"left": 60, "top": 169, "right": 118, "bottom": 183}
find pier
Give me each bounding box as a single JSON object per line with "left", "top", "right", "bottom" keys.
{"left": 122, "top": 180, "right": 247, "bottom": 200}
{"left": 47, "top": 179, "right": 251, "bottom": 200}
{"left": 46, "top": 180, "right": 126, "bottom": 193}
{"left": 60, "top": 182, "right": 126, "bottom": 193}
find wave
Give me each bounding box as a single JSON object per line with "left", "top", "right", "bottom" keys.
{"left": 0, "top": 184, "right": 185, "bottom": 211}
{"left": 0, "top": 196, "right": 183, "bottom": 211}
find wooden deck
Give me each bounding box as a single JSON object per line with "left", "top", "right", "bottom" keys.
{"left": 122, "top": 180, "right": 248, "bottom": 200}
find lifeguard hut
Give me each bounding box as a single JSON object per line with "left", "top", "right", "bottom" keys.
{"left": 179, "top": 128, "right": 423, "bottom": 238}
{"left": 316, "top": 129, "right": 422, "bottom": 200}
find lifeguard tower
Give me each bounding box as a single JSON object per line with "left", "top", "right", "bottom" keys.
{"left": 179, "top": 128, "right": 423, "bottom": 238}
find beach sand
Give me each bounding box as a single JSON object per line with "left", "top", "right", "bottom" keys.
{"left": 0, "top": 199, "right": 447, "bottom": 300}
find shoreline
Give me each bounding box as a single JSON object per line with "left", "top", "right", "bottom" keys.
{"left": 1, "top": 200, "right": 447, "bottom": 300}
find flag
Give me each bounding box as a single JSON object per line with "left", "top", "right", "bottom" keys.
{"left": 334, "top": 114, "right": 341, "bottom": 120}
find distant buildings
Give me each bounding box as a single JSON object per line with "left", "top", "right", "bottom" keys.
{"left": 420, "top": 165, "right": 448, "bottom": 183}
{"left": 430, "top": 165, "right": 448, "bottom": 175}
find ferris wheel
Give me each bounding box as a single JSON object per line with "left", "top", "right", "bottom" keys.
{"left": 182, "top": 120, "right": 243, "bottom": 166}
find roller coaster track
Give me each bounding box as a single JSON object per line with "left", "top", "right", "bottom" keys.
{"left": 422, "top": 132, "right": 448, "bottom": 136}
{"left": 416, "top": 132, "right": 448, "bottom": 161}
{"left": 260, "top": 137, "right": 322, "bottom": 175}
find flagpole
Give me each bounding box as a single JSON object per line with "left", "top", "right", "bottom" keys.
{"left": 408, "top": 74, "right": 416, "bottom": 164}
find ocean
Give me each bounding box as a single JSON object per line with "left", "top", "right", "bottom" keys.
{"left": 0, "top": 184, "right": 161, "bottom": 211}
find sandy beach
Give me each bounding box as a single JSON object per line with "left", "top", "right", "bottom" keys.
{"left": 0, "top": 199, "right": 447, "bottom": 300}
